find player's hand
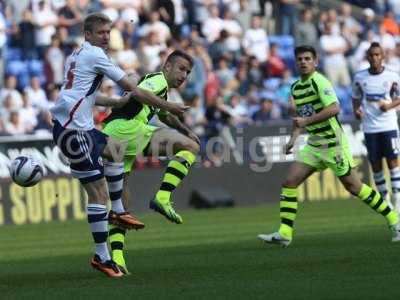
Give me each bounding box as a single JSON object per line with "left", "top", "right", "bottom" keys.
{"left": 187, "top": 131, "right": 201, "bottom": 146}
{"left": 166, "top": 102, "right": 190, "bottom": 117}
{"left": 284, "top": 142, "right": 294, "bottom": 155}
{"left": 292, "top": 117, "right": 308, "bottom": 128}
{"left": 379, "top": 100, "right": 391, "bottom": 112}
{"left": 353, "top": 107, "right": 363, "bottom": 119}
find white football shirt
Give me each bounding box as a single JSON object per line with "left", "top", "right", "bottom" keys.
{"left": 352, "top": 67, "right": 400, "bottom": 133}
{"left": 51, "top": 41, "right": 125, "bottom": 130}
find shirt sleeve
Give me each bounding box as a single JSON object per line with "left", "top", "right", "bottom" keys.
{"left": 317, "top": 75, "right": 338, "bottom": 107}
{"left": 93, "top": 50, "right": 125, "bottom": 82}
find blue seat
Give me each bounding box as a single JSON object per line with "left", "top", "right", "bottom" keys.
{"left": 5, "top": 48, "right": 22, "bottom": 61}
{"left": 28, "top": 59, "right": 44, "bottom": 76}
{"left": 5, "top": 60, "right": 27, "bottom": 76}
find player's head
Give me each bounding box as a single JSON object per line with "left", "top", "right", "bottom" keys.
{"left": 294, "top": 45, "right": 318, "bottom": 76}
{"left": 83, "top": 13, "right": 112, "bottom": 50}
{"left": 163, "top": 50, "right": 193, "bottom": 88}
{"left": 366, "top": 42, "right": 384, "bottom": 71}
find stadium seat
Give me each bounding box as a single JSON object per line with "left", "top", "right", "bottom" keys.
{"left": 5, "top": 60, "right": 27, "bottom": 76}
{"left": 28, "top": 60, "right": 44, "bottom": 76}
{"left": 5, "top": 48, "right": 22, "bottom": 61}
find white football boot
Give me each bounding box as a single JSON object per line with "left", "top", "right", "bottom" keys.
{"left": 257, "top": 232, "right": 291, "bottom": 247}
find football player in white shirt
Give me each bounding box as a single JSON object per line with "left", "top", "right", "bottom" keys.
{"left": 51, "top": 13, "right": 188, "bottom": 277}
{"left": 352, "top": 42, "right": 400, "bottom": 213}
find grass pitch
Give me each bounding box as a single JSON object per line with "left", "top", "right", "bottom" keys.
{"left": 1, "top": 199, "right": 400, "bottom": 300}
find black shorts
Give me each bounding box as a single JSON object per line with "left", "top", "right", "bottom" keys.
{"left": 52, "top": 120, "right": 108, "bottom": 184}
{"left": 364, "top": 130, "right": 400, "bottom": 164}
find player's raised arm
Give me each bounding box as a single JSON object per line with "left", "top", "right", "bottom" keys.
{"left": 117, "top": 76, "right": 189, "bottom": 116}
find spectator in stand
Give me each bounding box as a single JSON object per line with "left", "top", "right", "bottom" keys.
{"left": 18, "top": 8, "right": 37, "bottom": 60}
{"left": 0, "top": 94, "right": 18, "bottom": 123}
{"left": 379, "top": 26, "right": 396, "bottom": 51}
{"left": 236, "top": 0, "right": 252, "bottom": 32}
{"left": 295, "top": 7, "right": 318, "bottom": 48}
{"left": 24, "top": 76, "right": 48, "bottom": 112}
{"left": 277, "top": 0, "right": 299, "bottom": 35}
{"left": 228, "top": 93, "right": 251, "bottom": 126}
{"left": 184, "top": 95, "right": 206, "bottom": 143}
{"left": 58, "top": 0, "right": 83, "bottom": 40}
{"left": 202, "top": 4, "right": 224, "bottom": 43}
{"left": 34, "top": 110, "right": 53, "bottom": 135}
{"left": 320, "top": 22, "right": 351, "bottom": 86}
{"left": 20, "top": 91, "right": 38, "bottom": 132}
{"left": 46, "top": 84, "right": 60, "bottom": 110}
{"left": 0, "top": 9, "right": 6, "bottom": 87}
{"left": 116, "top": 39, "right": 139, "bottom": 73}
{"left": 266, "top": 43, "right": 286, "bottom": 78}
{"left": 32, "top": 0, "right": 58, "bottom": 58}
{"left": 4, "top": 111, "right": 27, "bottom": 135}
{"left": 209, "top": 29, "right": 230, "bottom": 67}
{"left": 386, "top": 42, "right": 400, "bottom": 73}
{"left": 242, "top": 14, "right": 269, "bottom": 63}
{"left": 338, "top": 3, "right": 362, "bottom": 50}
{"left": 139, "top": 11, "right": 171, "bottom": 44}
{"left": 216, "top": 56, "right": 236, "bottom": 90}
{"left": 141, "top": 31, "right": 166, "bottom": 72}
{"left": 276, "top": 69, "right": 294, "bottom": 119}
{"left": 248, "top": 55, "right": 263, "bottom": 86}
{"left": 350, "top": 29, "right": 378, "bottom": 72}
{"left": 221, "top": 9, "right": 243, "bottom": 58}
{"left": 326, "top": 8, "right": 340, "bottom": 35}
{"left": 361, "top": 8, "right": 379, "bottom": 39}
{"left": 381, "top": 10, "right": 399, "bottom": 36}
{"left": 44, "top": 34, "right": 65, "bottom": 86}
{"left": 0, "top": 75, "right": 23, "bottom": 108}
{"left": 252, "top": 97, "right": 274, "bottom": 124}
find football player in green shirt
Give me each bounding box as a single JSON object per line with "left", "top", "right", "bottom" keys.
{"left": 102, "top": 50, "right": 199, "bottom": 273}
{"left": 258, "top": 45, "right": 400, "bottom": 247}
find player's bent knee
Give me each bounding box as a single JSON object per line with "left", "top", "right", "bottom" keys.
{"left": 282, "top": 179, "right": 299, "bottom": 188}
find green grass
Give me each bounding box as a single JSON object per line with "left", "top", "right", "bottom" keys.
{"left": 1, "top": 199, "right": 400, "bottom": 300}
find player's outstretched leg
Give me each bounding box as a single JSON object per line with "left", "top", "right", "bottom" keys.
{"left": 150, "top": 150, "right": 196, "bottom": 224}
{"left": 104, "top": 161, "right": 145, "bottom": 230}
{"left": 340, "top": 170, "right": 400, "bottom": 242}
{"left": 357, "top": 183, "right": 400, "bottom": 241}
{"left": 109, "top": 224, "right": 130, "bottom": 275}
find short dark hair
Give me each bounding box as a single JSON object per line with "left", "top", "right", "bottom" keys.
{"left": 83, "top": 13, "right": 111, "bottom": 33}
{"left": 165, "top": 50, "right": 194, "bottom": 68}
{"left": 367, "top": 42, "right": 382, "bottom": 54}
{"left": 294, "top": 45, "right": 317, "bottom": 58}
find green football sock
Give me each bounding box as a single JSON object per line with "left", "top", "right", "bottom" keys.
{"left": 156, "top": 150, "right": 196, "bottom": 204}
{"left": 109, "top": 225, "right": 127, "bottom": 267}
{"left": 278, "top": 187, "right": 298, "bottom": 240}
{"left": 358, "top": 184, "right": 398, "bottom": 226}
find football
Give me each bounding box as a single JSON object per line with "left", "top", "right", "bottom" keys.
{"left": 10, "top": 155, "right": 44, "bottom": 187}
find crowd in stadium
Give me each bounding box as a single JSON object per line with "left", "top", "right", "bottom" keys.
{"left": 0, "top": 0, "right": 399, "bottom": 138}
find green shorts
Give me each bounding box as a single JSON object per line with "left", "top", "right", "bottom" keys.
{"left": 298, "top": 143, "right": 355, "bottom": 177}
{"left": 102, "top": 118, "right": 158, "bottom": 172}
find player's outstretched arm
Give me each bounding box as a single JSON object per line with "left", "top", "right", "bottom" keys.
{"left": 117, "top": 76, "right": 189, "bottom": 116}
{"left": 159, "top": 113, "right": 201, "bottom": 145}
{"left": 95, "top": 92, "right": 131, "bottom": 108}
